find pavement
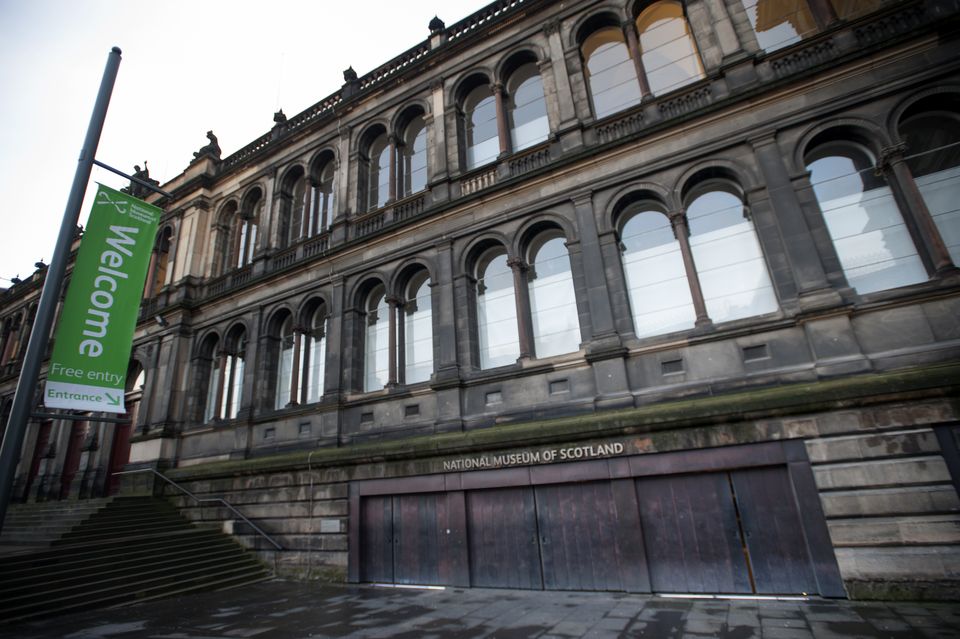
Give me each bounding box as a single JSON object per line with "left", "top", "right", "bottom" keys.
{"left": 1, "top": 580, "right": 959, "bottom": 639}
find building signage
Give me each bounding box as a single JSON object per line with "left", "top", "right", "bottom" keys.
{"left": 442, "top": 441, "right": 625, "bottom": 471}
{"left": 45, "top": 185, "right": 161, "bottom": 413}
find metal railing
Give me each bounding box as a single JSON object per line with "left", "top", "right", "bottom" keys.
{"left": 114, "top": 468, "right": 283, "bottom": 551}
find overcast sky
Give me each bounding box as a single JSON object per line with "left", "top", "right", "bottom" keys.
{"left": 0, "top": 0, "right": 482, "bottom": 286}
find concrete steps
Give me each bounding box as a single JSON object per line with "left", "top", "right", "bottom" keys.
{"left": 0, "top": 496, "right": 272, "bottom": 623}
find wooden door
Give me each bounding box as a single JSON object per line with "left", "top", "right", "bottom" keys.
{"left": 636, "top": 472, "right": 752, "bottom": 593}
{"left": 466, "top": 487, "right": 542, "bottom": 589}
{"left": 535, "top": 480, "right": 648, "bottom": 591}
{"left": 731, "top": 466, "right": 818, "bottom": 594}
{"left": 393, "top": 494, "right": 443, "bottom": 585}
{"left": 359, "top": 496, "right": 394, "bottom": 583}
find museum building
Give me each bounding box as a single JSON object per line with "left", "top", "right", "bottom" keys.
{"left": 2, "top": 0, "right": 960, "bottom": 599}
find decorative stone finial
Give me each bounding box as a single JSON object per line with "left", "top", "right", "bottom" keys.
{"left": 343, "top": 67, "right": 358, "bottom": 83}
{"left": 273, "top": 109, "right": 287, "bottom": 124}
{"left": 429, "top": 16, "right": 445, "bottom": 35}
{"left": 193, "top": 130, "right": 221, "bottom": 160}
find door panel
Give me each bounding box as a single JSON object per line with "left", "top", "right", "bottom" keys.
{"left": 636, "top": 472, "right": 752, "bottom": 593}
{"left": 359, "top": 496, "right": 393, "bottom": 583}
{"left": 393, "top": 493, "right": 442, "bottom": 585}
{"left": 466, "top": 487, "right": 542, "bottom": 589}
{"left": 732, "top": 467, "right": 818, "bottom": 594}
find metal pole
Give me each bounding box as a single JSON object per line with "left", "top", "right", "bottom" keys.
{"left": 0, "top": 47, "right": 122, "bottom": 529}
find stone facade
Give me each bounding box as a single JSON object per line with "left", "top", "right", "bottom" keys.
{"left": 3, "top": 0, "right": 960, "bottom": 599}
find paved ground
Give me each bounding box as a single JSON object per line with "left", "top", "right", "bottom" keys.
{"left": 2, "top": 580, "right": 959, "bottom": 639}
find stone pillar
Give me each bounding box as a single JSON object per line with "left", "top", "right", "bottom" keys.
{"left": 670, "top": 212, "right": 711, "bottom": 326}
{"left": 570, "top": 194, "right": 623, "bottom": 351}
{"left": 388, "top": 135, "right": 398, "bottom": 204}
{"left": 433, "top": 241, "right": 461, "bottom": 381}
{"left": 507, "top": 258, "right": 533, "bottom": 359}
{"left": 878, "top": 143, "right": 956, "bottom": 276}
{"left": 622, "top": 21, "right": 652, "bottom": 99}
{"left": 289, "top": 329, "right": 303, "bottom": 406}
{"left": 752, "top": 135, "right": 839, "bottom": 305}
{"left": 543, "top": 19, "right": 578, "bottom": 129}
{"left": 699, "top": 0, "right": 743, "bottom": 59}
{"left": 386, "top": 297, "right": 400, "bottom": 387}
{"left": 492, "top": 83, "right": 511, "bottom": 157}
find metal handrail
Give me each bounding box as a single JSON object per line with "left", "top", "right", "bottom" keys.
{"left": 113, "top": 468, "right": 283, "bottom": 551}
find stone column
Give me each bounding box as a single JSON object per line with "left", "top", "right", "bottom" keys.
{"left": 507, "top": 258, "right": 533, "bottom": 359}
{"left": 670, "top": 212, "right": 711, "bottom": 326}
{"left": 570, "top": 194, "right": 622, "bottom": 350}
{"left": 878, "top": 143, "right": 956, "bottom": 276}
{"left": 751, "top": 135, "right": 837, "bottom": 302}
{"left": 493, "top": 83, "right": 511, "bottom": 157}
{"left": 622, "top": 21, "right": 652, "bottom": 99}
{"left": 543, "top": 19, "right": 578, "bottom": 128}
{"left": 289, "top": 329, "right": 303, "bottom": 406}
{"left": 433, "top": 241, "right": 460, "bottom": 380}
{"left": 388, "top": 135, "right": 398, "bottom": 204}
{"left": 386, "top": 297, "right": 400, "bottom": 387}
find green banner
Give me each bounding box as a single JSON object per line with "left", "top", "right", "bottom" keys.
{"left": 45, "top": 184, "right": 161, "bottom": 413}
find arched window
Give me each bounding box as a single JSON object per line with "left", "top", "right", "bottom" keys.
{"left": 687, "top": 188, "right": 778, "bottom": 322}
{"left": 740, "top": 0, "right": 817, "bottom": 52}
{"left": 403, "top": 272, "right": 433, "bottom": 384}
{"left": 303, "top": 303, "right": 328, "bottom": 403}
{"left": 464, "top": 83, "right": 500, "bottom": 169}
{"left": 234, "top": 190, "right": 261, "bottom": 269}
{"left": 274, "top": 314, "right": 296, "bottom": 409}
{"left": 400, "top": 115, "right": 428, "bottom": 197}
{"left": 476, "top": 249, "right": 520, "bottom": 368}
{"left": 278, "top": 168, "right": 309, "bottom": 248}
{"left": 899, "top": 105, "right": 960, "bottom": 265}
{"left": 202, "top": 327, "right": 246, "bottom": 422}
{"left": 507, "top": 62, "right": 550, "bottom": 151}
{"left": 363, "top": 133, "right": 391, "bottom": 212}
{"left": 150, "top": 226, "right": 173, "bottom": 295}
{"left": 635, "top": 1, "right": 704, "bottom": 96}
{"left": 364, "top": 285, "right": 390, "bottom": 391}
{"left": 620, "top": 207, "right": 697, "bottom": 337}
{"left": 311, "top": 155, "right": 337, "bottom": 235}
{"left": 581, "top": 26, "right": 643, "bottom": 119}
{"left": 528, "top": 235, "right": 581, "bottom": 357}
{"left": 806, "top": 142, "right": 927, "bottom": 293}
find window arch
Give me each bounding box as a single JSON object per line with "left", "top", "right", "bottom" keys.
{"left": 475, "top": 247, "right": 520, "bottom": 368}
{"left": 463, "top": 80, "right": 500, "bottom": 170}
{"left": 147, "top": 226, "right": 173, "bottom": 297}
{"left": 619, "top": 203, "right": 697, "bottom": 337}
{"left": 527, "top": 234, "right": 581, "bottom": 357}
{"left": 278, "top": 166, "right": 309, "bottom": 248}
{"left": 399, "top": 114, "right": 428, "bottom": 197}
{"left": 635, "top": 1, "right": 704, "bottom": 96}
{"left": 234, "top": 189, "right": 262, "bottom": 269}
{"left": 686, "top": 185, "right": 778, "bottom": 322}
{"left": 360, "top": 128, "right": 391, "bottom": 212}
{"left": 580, "top": 24, "right": 643, "bottom": 119}
{"left": 805, "top": 140, "right": 927, "bottom": 293}
{"left": 402, "top": 271, "right": 433, "bottom": 384}
{"left": 274, "top": 312, "right": 296, "bottom": 409}
{"left": 201, "top": 326, "right": 246, "bottom": 422}
{"left": 364, "top": 284, "right": 390, "bottom": 391}
{"left": 310, "top": 152, "right": 337, "bottom": 235}
{"left": 303, "top": 301, "right": 328, "bottom": 403}
{"left": 506, "top": 61, "right": 550, "bottom": 152}
{"left": 898, "top": 98, "right": 960, "bottom": 265}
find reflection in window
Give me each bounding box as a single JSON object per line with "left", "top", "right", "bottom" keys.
{"left": 582, "top": 27, "right": 643, "bottom": 119}
{"left": 401, "top": 117, "right": 428, "bottom": 197}
{"left": 741, "top": 0, "right": 817, "bottom": 52}
{"left": 477, "top": 252, "right": 520, "bottom": 368}
{"left": 304, "top": 305, "right": 327, "bottom": 404}
{"left": 621, "top": 210, "right": 696, "bottom": 337}
{"left": 636, "top": 2, "right": 704, "bottom": 96}
{"left": 203, "top": 329, "right": 246, "bottom": 422}
{"left": 687, "top": 190, "right": 778, "bottom": 322}
{"left": 367, "top": 135, "right": 391, "bottom": 211}
{"left": 807, "top": 145, "right": 927, "bottom": 293}
{"left": 275, "top": 315, "right": 295, "bottom": 409}
{"left": 900, "top": 112, "right": 960, "bottom": 265}
{"left": 529, "top": 237, "right": 580, "bottom": 357}
{"left": 365, "top": 286, "right": 390, "bottom": 391}
{"left": 508, "top": 64, "right": 550, "bottom": 151}
{"left": 829, "top": 0, "right": 883, "bottom": 20}
{"left": 465, "top": 84, "right": 499, "bottom": 169}
{"left": 404, "top": 274, "right": 433, "bottom": 384}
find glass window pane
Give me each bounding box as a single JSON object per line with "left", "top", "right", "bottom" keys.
{"left": 509, "top": 67, "right": 549, "bottom": 151}
{"left": 478, "top": 253, "right": 519, "bottom": 368}
{"left": 530, "top": 238, "right": 581, "bottom": 358}
{"left": 229, "top": 355, "right": 244, "bottom": 420}
{"left": 466, "top": 87, "right": 499, "bottom": 169}
{"left": 275, "top": 333, "right": 294, "bottom": 409}
{"left": 808, "top": 154, "right": 927, "bottom": 293}
{"left": 741, "top": 0, "right": 817, "bottom": 52}
{"left": 622, "top": 211, "right": 697, "bottom": 337}
{"left": 405, "top": 278, "right": 433, "bottom": 384}
{"left": 583, "top": 28, "right": 643, "bottom": 119}
{"left": 637, "top": 2, "right": 704, "bottom": 96}
{"left": 365, "top": 294, "right": 390, "bottom": 392}
{"left": 688, "top": 191, "right": 778, "bottom": 322}
{"left": 204, "top": 358, "right": 220, "bottom": 422}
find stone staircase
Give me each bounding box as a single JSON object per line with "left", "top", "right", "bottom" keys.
{"left": 0, "top": 496, "right": 272, "bottom": 624}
